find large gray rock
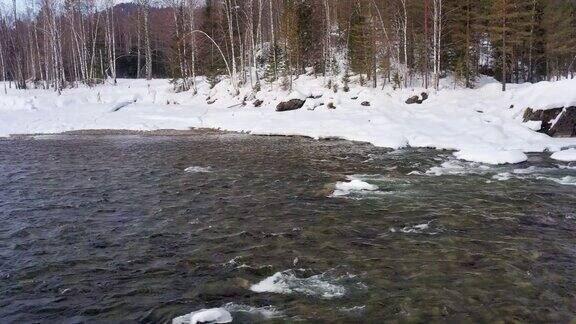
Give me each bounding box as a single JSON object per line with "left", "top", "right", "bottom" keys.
{"left": 276, "top": 99, "right": 305, "bottom": 112}
{"left": 523, "top": 106, "right": 576, "bottom": 137}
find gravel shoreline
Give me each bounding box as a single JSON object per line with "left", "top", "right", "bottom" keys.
{"left": 1, "top": 128, "right": 236, "bottom": 140}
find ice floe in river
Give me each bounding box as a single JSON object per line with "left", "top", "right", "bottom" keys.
{"left": 331, "top": 176, "right": 379, "bottom": 197}
{"left": 250, "top": 270, "right": 348, "bottom": 299}
{"left": 551, "top": 149, "right": 576, "bottom": 162}
{"left": 453, "top": 148, "right": 528, "bottom": 165}
{"left": 172, "top": 308, "right": 232, "bottom": 324}
{"left": 173, "top": 304, "right": 282, "bottom": 324}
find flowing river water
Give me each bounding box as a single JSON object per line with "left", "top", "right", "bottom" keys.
{"left": 1, "top": 134, "right": 575, "bottom": 323}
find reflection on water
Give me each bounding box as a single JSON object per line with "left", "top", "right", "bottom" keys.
{"left": 0, "top": 135, "right": 575, "bottom": 323}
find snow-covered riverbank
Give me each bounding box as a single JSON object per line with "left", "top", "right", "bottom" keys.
{"left": 1, "top": 76, "right": 576, "bottom": 164}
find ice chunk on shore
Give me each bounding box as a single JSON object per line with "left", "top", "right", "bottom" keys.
{"left": 551, "top": 149, "right": 576, "bottom": 162}
{"left": 250, "top": 270, "right": 346, "bottom": 299}
{"left": 331, "top": 177, "right": 378, "bottom": 197}
{"left": 172, "top": 308, "right": 232, "bottom": 324}
{"left": 454, "top": 148, "right": 528, "bottom": 165}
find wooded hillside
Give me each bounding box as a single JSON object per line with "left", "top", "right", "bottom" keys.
{"left": 0, "top": 0, "right": 575, "bottom": 93}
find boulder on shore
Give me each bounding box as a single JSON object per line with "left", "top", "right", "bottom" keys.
{"left": 276, "top": 99, "right": 305, "bottom": 112}
{"left": 405, "top": 92, "right": 429, "bottom": 105}
{"left": 523, "top": 106, "right": 576, "bottom": 137}
{"left": 405, "top": 95, "right": 420, "bottom": 105}
{"left": 253, "top": 99, "right": 263, "bottom": 107}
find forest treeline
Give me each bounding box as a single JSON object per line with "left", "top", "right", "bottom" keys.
{"left": 0, "top": 0, "right": 575, "bottom": 94}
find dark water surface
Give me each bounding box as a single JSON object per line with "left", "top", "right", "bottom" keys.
{"left": 1, "top": 134, "right": 575, "bottom": 323}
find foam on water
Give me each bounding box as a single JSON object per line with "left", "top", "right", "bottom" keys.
{"left": 184, "top": 166, "right": 213, "bottom": 173}
{"left": 390, "top": 220, "right": 441, "bottom": 235}
{"left": 537, "top": 176, "right": 576, "bottom": 186}
{"left": 492, "top": 172, "right": 512, "bottom": 181}
{"left": 424, "top": 160, "right": 492, "bottom": 176}
{"left": 223, "top": 303, "right": 283, "bottom": 319}
{"left": 250, "top": 270, "right": 348, "bottom": 299}
{"left": 489, "top": 165, "right": 576, "bottom": 186}
{"left": 423, "top": 158, "right": 576, "bottom": 187}
{"left": 339, "top": 305, "right": 366, "bottom": 315}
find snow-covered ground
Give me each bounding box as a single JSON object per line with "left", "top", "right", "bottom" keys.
{"left": 1, "top": 75, "right": 576, "bottom": 164}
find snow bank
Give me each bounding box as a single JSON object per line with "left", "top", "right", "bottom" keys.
{"left": 551, "top": 149, "right": 576, "bottom": 162}
{"left": 509, "top": 79, "right": 576, "bottom": 111}
{"left": 2, "top": 76, "right": 576, "bottom": 164}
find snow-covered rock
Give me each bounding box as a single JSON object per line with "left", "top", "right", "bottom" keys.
{"left": 551, "top": 149, "right": 576, "bottom": 162}
{"left": 172, "top": 308, "right": 232, "bottom": 324}
{"left": 331, "top": 178, "right": 379, "bottom": 197}
{"left": 523, "top": 106, "right": 576, "bottom": 137}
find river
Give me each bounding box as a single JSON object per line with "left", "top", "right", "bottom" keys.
{"left": 1, "top": 134, "right": 575, "bottom": 323}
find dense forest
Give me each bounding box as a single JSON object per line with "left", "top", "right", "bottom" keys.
{"left": 0, "top": 0, "right": 575, "bottom": 94}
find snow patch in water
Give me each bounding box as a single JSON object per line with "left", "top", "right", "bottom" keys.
{"left": 331, "top": 176, "right": 378, "bottom": 197}
{"left": 172, "top": 308, "right": 232, "bottom": 324}
{"left": 250, "top": 270, "right": 347, "bottom": 299}
{"left": 184, "top": 166, "right": 213, "bottom": 173}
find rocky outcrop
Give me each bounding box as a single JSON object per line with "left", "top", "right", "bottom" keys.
{"left": 405, "top": 92, "right": 429, "bottom": 105}
{"left": 523, "top": 106, "right": 576, "bottom": 137}
{"left": 276, "top": 99, "right": 305, "bottom": 112}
